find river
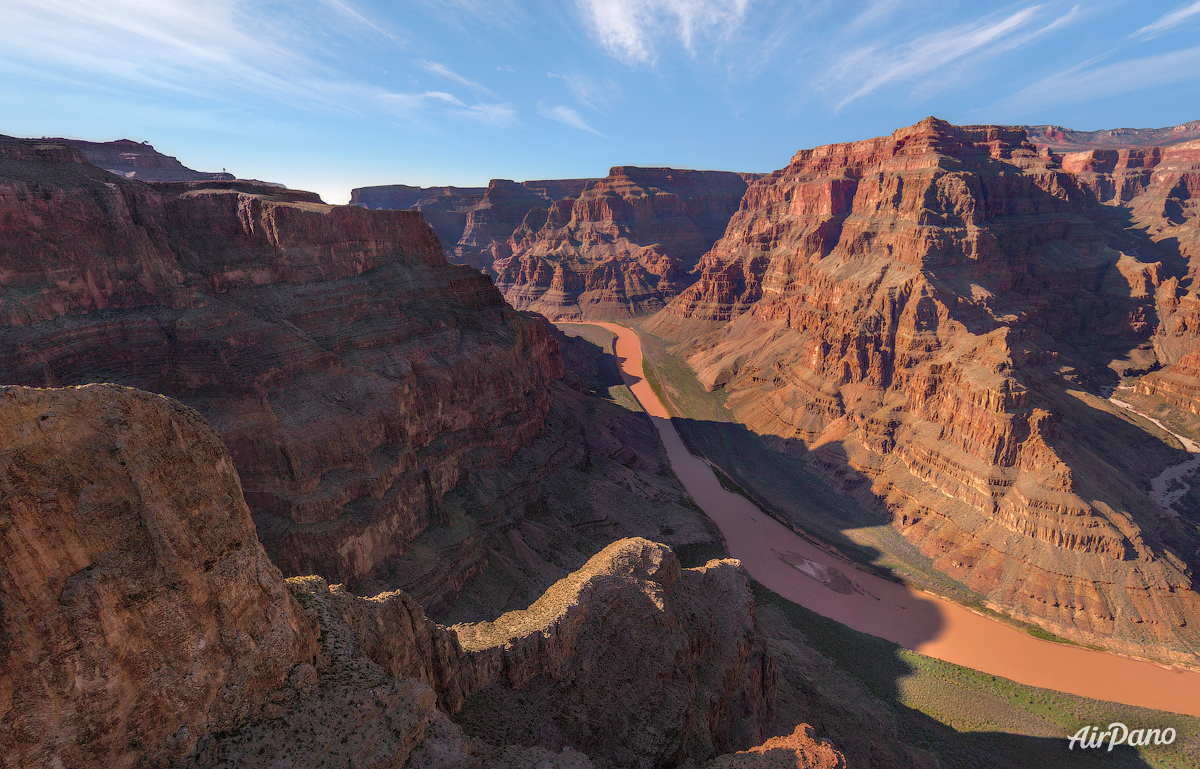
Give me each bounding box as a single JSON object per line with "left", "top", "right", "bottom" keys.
{"left": 570, "top": 321, "right": 1200, "bottom": 718}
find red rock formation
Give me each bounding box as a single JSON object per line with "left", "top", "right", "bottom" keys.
{"left": 0, "top": 384, "right": 780, "bottom": 767}
{"left": 350, "top": 184, "right": 488, "bottom": 264}
{"left": 1052, "top": 139, "right": 1200, "bottom": 411}
{"left": 494, "top": 167, "right": 757, "bottom": 319}
{"left": 55, "top": 138, "right": 236, "bottom": 182}
{"left": 350, "top": 179, "right": 594, "bottom": 273}
{"left": 0, "top": 384, "right": 317, "bottom": 768}
{"left": 649, "top": 119, "right": 1200, "bottom": 662}
{"left": 1023, "top": 120, "right": 1200, "bottom": 151}
{"left": 0, "top": 134, "right": 563, "bottom": 590}
{"left": 455, "top": 178, "right": 594, "bottom": 272}
{"left": 705, "top": 725, "right": 846, "bottom": 769}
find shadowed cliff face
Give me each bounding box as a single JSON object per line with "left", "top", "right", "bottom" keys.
{"left": 647, "top": 118, "right": 1200, "bottom": 662}
{"left": 0, "top": 384, "right": 793, "bottom": 768}
{"left": 0, "top": 135, "right": 564, "bottom": 590}
{"left": 0, "top": 385, "right": 318, "bottom": 768}
{"left": 494, "top": 167, "right": 758, "bottom": 320}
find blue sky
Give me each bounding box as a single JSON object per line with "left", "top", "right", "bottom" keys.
{"left": 2, "top": 0, "right": 1199, "bottom": 204}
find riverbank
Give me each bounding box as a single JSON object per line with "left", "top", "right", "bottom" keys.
{"left": 569, "top": 321, "right": 1200, "bottom": 718}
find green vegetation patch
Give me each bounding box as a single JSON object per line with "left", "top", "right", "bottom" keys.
{"left": 753, "top": 579, "right": 1200, "bottom": 769}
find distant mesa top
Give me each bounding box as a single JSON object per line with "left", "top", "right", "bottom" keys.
{"left": 51, "top": 137, "right": 284, "bottom": 186}
{"left": 1021, "top": 119, "right": 1200, "bottom": 150}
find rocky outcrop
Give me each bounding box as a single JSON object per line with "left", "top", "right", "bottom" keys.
{"left": 1048, "top": 137, "right": 1200, "bottom": 415}
{"left": 648, "top": 118, "right": 1200, "bottom": 662}
{"left": 0, "top": 134, "right": 563, "bottom": 592}
{"left": 351, "top": 168, "right": 754, "bottom": 306}
{"left": 0, "top": 383, "right": 789, "bottom": 769}
{"left": 449, "top": 538, "right": 778, "bottom": 768}
{"left": 455, "top": 179, "right": 592, "bottom": 273}
{"left": 0, "top": 384, "right": 317, "bottom": 768}
{"left": 705, "top": 725, "right": 846, "bottom": 769}
{"left": 494, "top": 167, "right": 757, "bottom": 319}
{"left": 55, "top": 138, "right": 236, "bottom": 182}
{"left": 1023, "top": 120, "right": 1200, "bottom": 150}
{"left": 198, "top": 539, "right": 779, "bottom": 769}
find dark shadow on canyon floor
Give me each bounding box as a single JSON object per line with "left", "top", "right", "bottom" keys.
{"left": 563, "top": 323, "right": 1195, "bottom": 768}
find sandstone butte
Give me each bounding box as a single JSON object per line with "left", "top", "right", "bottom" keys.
{"left": 0, "top": 383, "right": 804, "bottom": 768}
{"left": 0, "top": 134, "right": 729, "bottom": 621}
{"left": 644, "top": 117, "right": 1200, "bottom": 665}
{"left": 353, "top": 167, "right": 758, "bottom": 317}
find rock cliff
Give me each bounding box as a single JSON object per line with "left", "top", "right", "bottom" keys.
{"left": 647, "top": 118, "right": 1200, "bottom": 662}
{"left": 451, "top": 538, "right": 777, "bottom": 768}
{"left": 494, "top": 167, "right": 757, "bottom": 319}
{"left": 55, "top": 138, "right": 236, "bottom": 182}
{"left": 0, "top": 134, "right": 727, "bottom": 626}
{"left": 1, "top": 384, "right": 791, "bottom": 768}
{"left": 0, "top": 385, "right": 317, "bottom": 768}
{"left": 0, "top": 134, "right": 563, "bottom": 592}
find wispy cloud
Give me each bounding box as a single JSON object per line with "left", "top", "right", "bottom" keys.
{"left": 823, "top": 5, "right": 1083, "bottom": 110}
{"left": 1002, "top": 45, "right": 1200, "bottom": 111}
{"left": 577, "top": 0, "right": 751, "bottom": 65}
{"left": 419, "top": 60, "right": 497, "bottom": 97}
{"left": 0, "top": 0, "right": 518, "bottom": 131}
{"left": 1134, "top": 1, "right": 1200, "bottom": 38}
{"left": 547, "top": 72, "right": 621, "bottom": 112}
{"left": 537, "top": 102, "right": 606, "bottom": 136}
{"left": 317, "top": 0, "right": 398, "bottom": 40}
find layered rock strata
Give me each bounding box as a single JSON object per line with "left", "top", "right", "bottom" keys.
{"left": 0, "top": 134, "right": 562, "bottom": 591}
{"left": 648, "top": 118, "right": 1200, "bottom": 661}
{"left": 56, "top": 138, "right": 236, "bottom": 182}
{"left": 1, "top": 383, "right": 787, "bottom": 768}
{"left": 0, "top": 384, "right": 317, "bottom": 768}
{"left": 197, "top": 540, "right": 779, "bottom": 768}
{"left": 350, "top": 179, "right": 594, "bottom": 272}
{"left": 494, "top": 167, "right": 757, "bottom": 319}
{"left": 1024, "top": 120, "right": 1200, "bottom": 151}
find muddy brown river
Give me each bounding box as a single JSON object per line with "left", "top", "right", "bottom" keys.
{"left": 578, "top": 322, "right": 1200, "bottom": 717}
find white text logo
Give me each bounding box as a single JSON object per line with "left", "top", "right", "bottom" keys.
{"left": 1068, "top": 723, "right": 1176, "bottom": 751}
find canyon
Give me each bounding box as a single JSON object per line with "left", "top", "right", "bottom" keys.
{"left": 0, "top": 383, "right": 795, "bottom": 768}
{"left": 5, "top": 117, "right": 1200, "bottom": 768}
{"left": 644, "top": 117, "right": 1200, "bottom": 665}
{"left": 353, "top": 167, "right": 756, "bottom": 316}
{"left": 0, "top": 134, "right": 721, "bottom": 622}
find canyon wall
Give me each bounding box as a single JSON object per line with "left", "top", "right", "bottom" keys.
{"left": 0, "top": 383, "right": 790, "bottom": 767}
{"left": 350, "top": 178, "right": 595, "bottom": 272}
{"left": 0, "top": 135, "right": 562, "bottom": 592}
{"left": 648, "top": 118, "right": 1200, "bottom": 662}
{"left": 494, "top": 167, "right": 757, "bottom": 320}
{"left": 0, "top": 384, "right": 318, "bottom": 769}
{"left": 351, "top": 168, "right": 756, "bottom": 314}
{"left": 0, "top": 135, "right": 725, "bottom": 624}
